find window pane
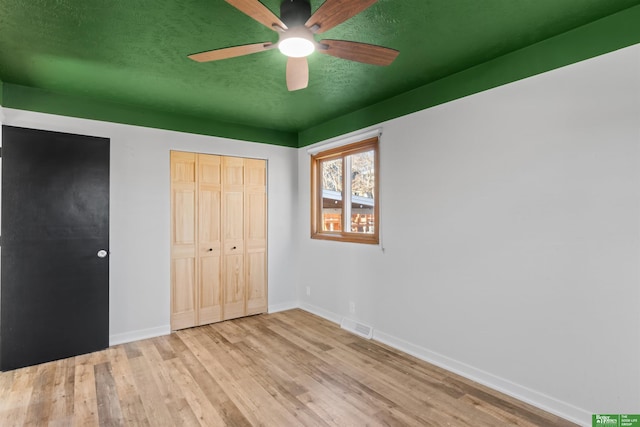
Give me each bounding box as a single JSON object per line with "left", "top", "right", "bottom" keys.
{"left": 321, "top": 158, "right": 342, "bottom": 231}
{"left": 349, "top": 150, "right": 375, "bottom": 234}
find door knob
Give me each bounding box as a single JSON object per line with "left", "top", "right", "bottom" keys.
{"left": 97, "top": 250, "right": 108, "bottom": 258}
{"left": 208, "top": 248, "right": 213, "bottom": 252}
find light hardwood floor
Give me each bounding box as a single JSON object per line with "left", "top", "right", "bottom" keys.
{"left": 0, "top": 309, "right": 576, "bottom": 426}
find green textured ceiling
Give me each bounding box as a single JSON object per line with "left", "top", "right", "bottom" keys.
{"left": 1, "top": 0, "right": 640, "bottom": 146}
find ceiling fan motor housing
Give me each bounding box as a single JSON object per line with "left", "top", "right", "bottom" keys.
{"left": 280, "top": 0, "right": 311, "bottom": 27}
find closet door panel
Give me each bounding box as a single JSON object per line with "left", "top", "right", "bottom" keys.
{"left": 245, "top": 158, "right": 267, "bottom": 187}
{"left": 246, "top": 192, "right": 266, "bottom": 248}
{"left": 199, "top": 189, "right": 221, "bottom": 245}
{"left": 174, "top": 190, "right": 196, "bottom": 243}
{"left": 245, "top": 159, "right": 268, "bottom": 314}
{"left": 222, "top": 156, "right": 245, "bottom": 320}
{"left": 198, "top": 154, "right": 222, "bottom": 325}
{"left": 199, "top": 255, "right": 221, "bottom": 324}
{"left": 171, "top": 152, "right": 198, "bottom": 330}
{"left": 224, "top": 192, "right": 244, "bottom": 243}
{"left": 172, "top": 258, "right": 197, "bottom": 329}
{"left": 223, "top": 156, "right": 244, "bottom": 187}
{"left": 246, "top": 252, "right": 267, "bottom": 314}
{"left": 223, "top": 188, "right": 245, "bottom": 319}
{"left": 223, "top": 254, "right": 245, "bottom": 320}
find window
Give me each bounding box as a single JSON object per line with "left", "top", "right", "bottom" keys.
{"left": 311, "top": 136, "right": 379, "bottom": 244}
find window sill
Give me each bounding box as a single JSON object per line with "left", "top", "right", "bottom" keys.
{"left": 311, "top": 232, "right": 379, "bottom": 245}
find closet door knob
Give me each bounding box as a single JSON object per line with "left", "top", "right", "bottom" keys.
{"left": 208, "top": 248, "right": 213, "bottom": 252}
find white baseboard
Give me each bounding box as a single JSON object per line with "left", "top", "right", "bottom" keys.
{"left": 295, "top": 304, "right": 590, "bottom": 427}
{"left": 298, "top": 302, "right": 343, "bottom": 324}
{"left": 109, "top": 325, "right": 171, "bottom": 346}
{"left": 268, "top": 301, "right": 299, "bottom": 314}
{"left": 373, "top": 330, "right": 590, "bottom": 427}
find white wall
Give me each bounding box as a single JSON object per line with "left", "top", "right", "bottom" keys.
{"left": 297, "top": 44, "right": 640, "bottom": 425}
{"left": 0, "top": 109, "right": 299, "bottom": 344}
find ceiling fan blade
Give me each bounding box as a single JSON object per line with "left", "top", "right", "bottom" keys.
{"left": 225, "top": 0, "right": 287, "bottom": 31}
{"left": 306, "top": 0, "right": 378, "bottom": 34}
{"left": 286, "top": 57, "right": 309, "bottom": 91}
{"left": 318, "top": 40, "right": 399, "bottom": 66}
{"left": 188, "top": 42, "right": 273, "bottom": 62}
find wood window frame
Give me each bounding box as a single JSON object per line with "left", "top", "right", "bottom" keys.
{"left": 310, "top": 136, "right": 379, "bottom": 245}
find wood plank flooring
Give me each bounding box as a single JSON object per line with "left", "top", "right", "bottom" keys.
{"left": 0, "top": 309, "right": 577, "bottom": 426}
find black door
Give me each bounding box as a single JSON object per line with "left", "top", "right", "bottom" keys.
{"left": 1, "top": 126, "right": 109, "bottom": 371}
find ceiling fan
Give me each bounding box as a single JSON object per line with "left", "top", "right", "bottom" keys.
{"left": 188, "top": 0, "right": 399, "bottom": 91}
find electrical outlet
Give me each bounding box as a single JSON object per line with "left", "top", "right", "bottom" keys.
{"left": 349, "top": 302, "right": 356, "bottom": 314}
{"left": 306, "top": 286, "right": 311, "bottom": 296}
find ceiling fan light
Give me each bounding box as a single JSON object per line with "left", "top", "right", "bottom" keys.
{"left": 279, "top": 37, "right": 315, "bottom": 58}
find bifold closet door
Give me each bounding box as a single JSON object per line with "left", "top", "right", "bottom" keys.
{"left": 171, "top": 151, "right": 266, "bottom": 330}
{"left": 171, "top": 152, "right": 224, "bottom": 330}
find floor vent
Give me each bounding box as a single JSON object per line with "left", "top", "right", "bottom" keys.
{"left": 341, "top": 318, "right": 373, "bottom": 339}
